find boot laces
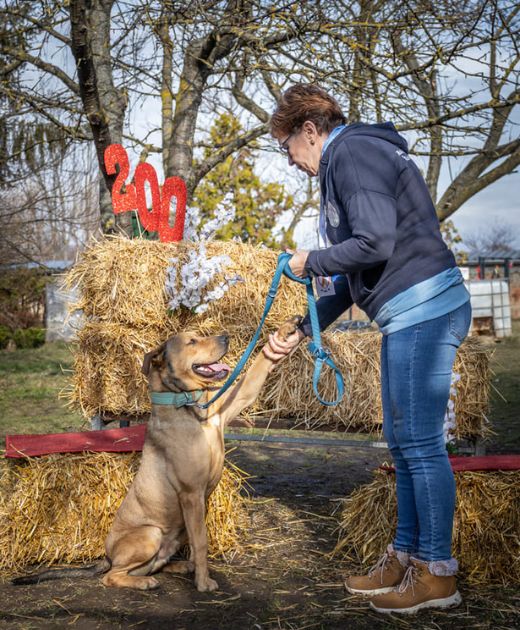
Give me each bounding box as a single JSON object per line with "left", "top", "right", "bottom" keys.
{"left": 368, "top": 552, "right": 391, "bottom": 582}
{"left": 398, "top": 565, "right": 418, "bottom": 595}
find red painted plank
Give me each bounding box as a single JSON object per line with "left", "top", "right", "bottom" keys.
{"left": 4, "top": 425, "right": 147, "bottom": 458}
{"left": 4, "top": 429, "right": 520, "bottom": 471}
{"left": 380, "top": 455, "right": 520, "bottom": 473}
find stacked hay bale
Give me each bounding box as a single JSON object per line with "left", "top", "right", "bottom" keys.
{"left": 65, "top": 237, "right": 308, "bottom": 418}
{"left": 65, "top": 236, "right": 491, "bottom": 438}
{"left": 333, "top": 468, "right": 520, "bottom": 585}
{"left": 0, "top": 453, "right": 249, "bottom": 578}
{"left": 265, "top": 333, "right": 492, "bottom": 437}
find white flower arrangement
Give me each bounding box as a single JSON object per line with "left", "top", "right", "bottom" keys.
{"left": 443, "top": 371, "right": 461, "bottom": 444}
{"left": 165, "top": 198, "right": 242, "bottom": 314}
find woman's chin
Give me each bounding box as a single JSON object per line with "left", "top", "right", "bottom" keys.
{"left": 297, "top": 165, "right": 317, "bottom": 177}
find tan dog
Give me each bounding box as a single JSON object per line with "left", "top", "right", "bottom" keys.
{"left": 100, "top": 315, "right": 302, "bottom": 591}
{"left": 11, "top": 316, "right": 301, "bottom": 590}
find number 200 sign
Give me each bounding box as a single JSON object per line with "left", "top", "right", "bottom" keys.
{"left": 104, "top": 144, "right": 187, "bottom": 242}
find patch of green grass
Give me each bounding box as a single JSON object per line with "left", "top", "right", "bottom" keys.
{"left": 487, "top": 320, "right": 520, "bottom": 453}
{"left": 0, "top": 342, "right": 85, "bottom": 439}
{"left": 0, "top": 341, "right": 73, "bottom": 374}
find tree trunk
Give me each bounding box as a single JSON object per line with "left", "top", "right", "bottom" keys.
{"left": 69, "top": 0, "right": 131, "bottom": 236}
{"left": 164, "top": 1, "right": 260, "bottom": 199}
{"left": 159, "top": 13, "right": 173, "bottom": 177}
{"left": 392, "top": 36, "right": 442, "bottom": 203}
{"left": 165, "top": 36, "right": 213, "bottom": 197}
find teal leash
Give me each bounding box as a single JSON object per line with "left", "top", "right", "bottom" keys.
{"left": 280, "top": 253, "right": 345, "bottom": 407}
{"left": 152, "top": 252, "right": 345, "bottom": 410}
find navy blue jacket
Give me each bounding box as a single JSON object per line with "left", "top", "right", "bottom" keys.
{"left": 300, "top": 122, "right": 456, "bottom": 337}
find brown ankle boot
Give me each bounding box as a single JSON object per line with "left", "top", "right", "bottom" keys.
{"left": 345, "top": 545, "right": 409, "bottom": 595}
{"left": 370, "top": 557, "right": 462, "bottom": 614}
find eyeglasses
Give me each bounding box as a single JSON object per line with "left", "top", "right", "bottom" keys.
{"left": 278, "top": 132, "right": 294, "bottom": 155}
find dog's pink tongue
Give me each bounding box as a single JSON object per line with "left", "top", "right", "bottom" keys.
{"left": 207, "top": 362, "right": 230, "bottom": 373}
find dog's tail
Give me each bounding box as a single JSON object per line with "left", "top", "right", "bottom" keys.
{"left": 11, "top": 559, "right": 110, "bottom": 585}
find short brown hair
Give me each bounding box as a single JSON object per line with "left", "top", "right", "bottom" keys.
{"left": 270, "top": 84, "right": 346, "bottom": 136}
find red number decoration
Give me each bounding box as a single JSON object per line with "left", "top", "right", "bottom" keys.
{"left": 159, "top": 176, "right": 187, "bottom": 242}
{"left": 104, "top": 144, "right": 186, "bottom": 242}
{"left": 134, "top": 162, "right": 161, "bottom": 232}
{"left": 104, "top": 144, "right": 137, "bottom": 214}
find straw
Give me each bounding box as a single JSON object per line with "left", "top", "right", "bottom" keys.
{"left": 0, "top": 453, "right": 249, "bottom": 579}
{"left": 333, "top": 469, "right": 520, "bottom": 584}
{"left": 64, "top": 236, "right": 492, "bottom": 438}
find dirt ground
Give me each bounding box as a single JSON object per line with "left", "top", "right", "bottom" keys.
{"left": 1, "top": 443, "right": 518, "bottom": 630}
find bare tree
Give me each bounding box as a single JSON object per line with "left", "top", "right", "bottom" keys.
{"left": 464, "top": 223, "right": 519, "bottom": 255}
{"left": 241, "top": 0, "right": 519, "bottom": 220}
{"left": 1, "top": 0, "right": 519, "bottom": 245}
{"left": 0, "top": 144, "right": 100, "bottom": 265}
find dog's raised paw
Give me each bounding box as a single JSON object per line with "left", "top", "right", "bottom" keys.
{"left": 277, "top": 315, "right": 303, "bottom": 341}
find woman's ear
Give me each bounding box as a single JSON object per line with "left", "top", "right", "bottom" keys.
{"left": 302, "top": 120, "right": 319, "bottom": 138}
{"left": 141, "top": 342, "right": 167, "bottom": 376}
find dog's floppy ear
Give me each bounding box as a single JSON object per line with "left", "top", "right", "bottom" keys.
{"left": 142, "top": 342, "right": 167, "bottom": 376}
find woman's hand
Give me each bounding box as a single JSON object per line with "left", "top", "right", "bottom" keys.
{"left": 286, "top": 248, "right": 310, "bottom": 278}
{"left": 262, "top": 328, "right": 305, "bottom": 362}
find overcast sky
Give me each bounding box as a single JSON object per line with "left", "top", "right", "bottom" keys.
{"left": 447, "top": 172, "right": 520, "bottom": 247}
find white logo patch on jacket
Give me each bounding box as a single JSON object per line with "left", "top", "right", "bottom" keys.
{"left": 327, "top": 200, "right": 340, "bottom": 227}
{"left": 396, "top": 149, "right": 411, "bottom": 161}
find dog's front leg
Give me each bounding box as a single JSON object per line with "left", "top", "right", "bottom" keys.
{"left": 179, "top": 490, "right": 218, "bottom": 592}
{"left": 218, "top": 316, "right": 302, "bottom": 424}
{"left": 218, "top": 352, "right": 274, "bottom": 423}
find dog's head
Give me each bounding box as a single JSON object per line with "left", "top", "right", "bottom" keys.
{"left": 142, "top": 332, "right": 230, "bottom": 391}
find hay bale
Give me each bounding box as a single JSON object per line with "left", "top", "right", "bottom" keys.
{"left": 259, "top": 331, "right": 382, "bottom": 432}
{"left": 261, "top": 333, "right": 492, "bottom": 439}
{"left": 0, "top": 453, "right": 249, "bottom": 579}
{"left": 65, "top": 236, "right": 491, "bottom": 438}
{"left": 65, "top": 236, "right": 308, "bottom": 332}
{"left": 67, "top": 323, "right": 164, "bottom": 417}
{"left": 333, "top": 469, "right": 520, "bottom": 585}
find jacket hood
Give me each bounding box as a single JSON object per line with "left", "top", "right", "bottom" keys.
{"left": 325, "top": 122, "right": 408, "bottom": 159}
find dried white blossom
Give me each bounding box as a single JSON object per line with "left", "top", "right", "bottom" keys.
{"left": 165, "top": 202, "right": 241, "bottom": 313}
{"left": 443, "top": 372, "right": 461, "bottom": 444}
{"left": 195, "top": 275, "right": 243, "bottom": 314}
{"left": 198, "top": 193, "right": 235, "bottom": 241}
{"left": 182, "top": 206, "right": 201, "bottom": 242}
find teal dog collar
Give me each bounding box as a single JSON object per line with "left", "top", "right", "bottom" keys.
{"left": 150, "top": 390, "right": 204, "bottom": 408}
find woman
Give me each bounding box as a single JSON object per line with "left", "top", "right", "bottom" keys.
{"left": 263, "top": 84, "right": 471, "bottom": 615}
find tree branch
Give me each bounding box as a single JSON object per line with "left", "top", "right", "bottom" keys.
{"left": 189, "top": 122, "right": 269, "bottom": 192}
{"left": 232, "top": 70, "right": 270, "bottom": 122}
{"left": 437, "top": 140, "right": 520, "bottom": 220}
{"left": 3, "top": 7, "right": 71, "bottom": 46}
{"left": 0, "top": 46, "right": 79, "bottom": 95}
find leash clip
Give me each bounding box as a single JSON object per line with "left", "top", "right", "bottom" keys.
{"left": 308, "top": 341, "right": 330, "bottom": 361}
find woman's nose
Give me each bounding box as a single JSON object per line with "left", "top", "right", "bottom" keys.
{"left": 288, "top": 154, "right": 294, "bottom": 166}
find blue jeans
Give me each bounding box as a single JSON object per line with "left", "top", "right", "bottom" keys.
{"left": 381, "top": 301, "right": 472, "bottom": 561}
